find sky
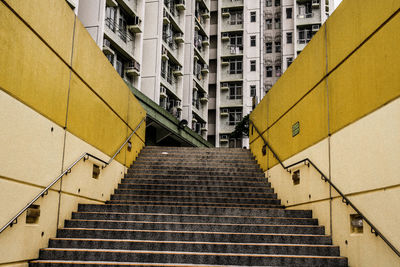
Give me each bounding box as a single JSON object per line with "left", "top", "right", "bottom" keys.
{"left": 334, "top": 0, "right": 343, "bottom": 9}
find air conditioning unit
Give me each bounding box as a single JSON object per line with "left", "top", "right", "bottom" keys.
{"left": 221, "top": 108, "right": 229, "bottom": 116}
{"left": 163, "top": 9, "right": 170, "bottom": 24}
{"left": 312, "top": 25, "right": 320, "bottom": 31}
{"left": 200, "top": 93, "right": 208, "bottom": 103}
{"left": 176, "top": 100, "right": 182, "bottom": 110}
{"left": 176, "top": 0, "right": 185, "bottom": 11}
{"left": 202, "top": 11, "right": 210, "bottom": 19}
{"left": 222, "top": 8, "right": 230, "bottom": 18}
{"left": 160, "top": 86, "right": 167, "bottom": 98}
{"left": 174, "top": 32, "right": 184, "bottom": 43}
{"left": 201, "top": 64, "right": 209, "bottom": 74}
{"left": 125, "top": 60, "right": 140, "bottom": 76}
{"left": 221, "top": 32, "right": 230, "bottom": 41}
{"left": 161, "top": 46, "right": 169, "bottom": 61}
{"left": 202, "top": 36, "right": 209, "bottom": 46}
{"left": 201, "top": 123, "right": 207, "bottom": 131}
{"left": 312, "top": 0, "right": 320, "bottom": 8}
{"left": 221, "top": 83, "right": 229, "bottom": 90}
{"left": 173, "top": 65, "right": 183, "bottom": 77}
{"left": 220, "top": 135, "right": 229, "bottom": 142}
{"left": 221, "top": 58, "right": 229, "bottom": 66}
{"left": 102, "top": 39, "right": 114, "bottom": 55}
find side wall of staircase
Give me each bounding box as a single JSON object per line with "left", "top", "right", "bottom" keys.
{"left": 0, "top": 0, "right": 146, "bottom": 265}
{"left": 249, "top": 0, "right": 400, "bottom": 266}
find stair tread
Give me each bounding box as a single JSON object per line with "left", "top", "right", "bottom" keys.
{"left": 50, "top": 238, "right": 338, "bottom": 247}
{"left": 66, "top": 219, "right": 320, "bottom": 228}
{"left": 41, "top": 248, "right": 347, "bottom": 259}
{"left": 59, "top": 227, "right": 327, "bottom": 237}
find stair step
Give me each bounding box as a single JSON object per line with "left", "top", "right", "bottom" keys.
{"left": 117, "top": 183, "right": 273, "bottom": 193}
{"left": 110, "top": 195, "right": 278, "bottom": 204}
{"left": 38, "top": 248, "right": 347, "bottom": 266}
{"left": 131, "top": 165, "right": 260, "bottom": 172}
{"left": 48, "top": 238, "right": 340, "bottom": 256}
{"left": 113, "top": 189, "right": 277, "bottom": 199}
{"left": 71, "top": 212, "right": 319, "bottom": 225}
{"left": 124, "top": 174, "right": 267, "bottom": 182}
{"left": 121, "top": 178, "right": 271, "bottom": 187}
{"left": 132, "top": 161, "right": 260, "bottom": 168}
{"left": 135, "top": 157, "right": 257, "bottom": 164}
{"left": 78, "top": 204, "right": 309, "bottom": 217}
{"left": 64, "top": 219, "right": 324, "bottom": 235}
{"left": 57, "top": 228, "right": 333, "bottom": 244}
{"left": 126, "top": 169, "right": 264, "bottom": 177}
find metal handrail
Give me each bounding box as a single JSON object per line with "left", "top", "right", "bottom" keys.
{"left": 0, "top": 117, "right": 145, "bottom": 234}
{"left": 249, "top": 119, "right": 400, "bottom": 258}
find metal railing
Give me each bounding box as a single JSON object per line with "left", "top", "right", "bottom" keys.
{"left": 249, "top": 119, "right": 400, "bottom": 258}
{"left": 0, "top": 117, "right": 146, "bottom": 235}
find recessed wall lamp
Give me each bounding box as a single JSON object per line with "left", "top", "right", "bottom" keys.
{"left": 178, "top": 119, "right": 188, "bottom": 129}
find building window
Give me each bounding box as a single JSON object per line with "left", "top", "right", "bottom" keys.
{"left": 250, "top": 60, "right": 256, "bottom": 71}
{"left": 106, "top": 54, "right": 114, "bottom": 65}
{"left": 266, "top": 19, "right": 272, "bottom": 30}
{"left": 250, "top": 36, "right": 256, "bottom": 47}
{"left": 105, "top": 7, "right": 117, "bottom": 32}
{"left": 286, "top": 32, "right": 293, "bottom": 44}
{"left": 266, "top": 42, "right": 272, "bottom": 53}
{"left": 250, "top": 11, "right": 256, "bottom": 22}
{"left": 229, "top": 83, "right": 242, "bottom": 100}
{"left": 275, "top": 18, "right": 281, "bottom": 29}
{"left": 250, "top": 85, "right": 256, "bottom": 97}
{"left": 286, "top": 8, "right": 292, "bottom": 19}
{"left": 116, "top": 56, "right": 124, "bottom": 78}
{"left": 229, "top": 108, "right": 242, "bottom": 125}
{"left": 118, "top": 11, "right": 128, "bottom": 42}
{"left": 266, "top": 0, "right": 272, "bottom": 7}
{"left": 275, "top": 0, "right": 281, "bottom": 6}
{"left": 275, "top": 65, "right": 281, "bottom": 77}
{"left": 230, "top": 11, "right": 243, "bottom": 25}
{"left": 275, "top": 41, "right": 281, "bottom": 53}
{"left": 266, "top": 66, "right": 273, "bottom": 77}
{"left": 229, "top": 59, "right": 243, "bottom": 74}
{"left": 287, "top": 57, "right": 293, "bottom": 68}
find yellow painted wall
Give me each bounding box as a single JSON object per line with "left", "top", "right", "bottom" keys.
{"left": 250, "top": 0, "right": 400, "bottom": 266}
{"left": 0, "top": 0, "right": 146, "bottom": 265}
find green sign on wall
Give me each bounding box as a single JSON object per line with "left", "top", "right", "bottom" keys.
{"left": 292, "top": 121, "right": 300, "bottom": 137}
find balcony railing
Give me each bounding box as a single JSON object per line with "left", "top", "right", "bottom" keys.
{"left": 105, "top": 17, "right": 134, "bottom": 42}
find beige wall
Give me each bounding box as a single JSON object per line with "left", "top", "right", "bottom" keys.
{"left": 0, "top": 0, "right": 146, "bottom": 265}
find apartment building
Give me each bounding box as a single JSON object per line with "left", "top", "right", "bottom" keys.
{"left": 207, "top": 0, "right": 262, "bottom": 147}
{"left": 263, "top": 0, "right": 333, "bottom": 93}
{"left": 68, "top": 0, "right": 145, "bottom": 90}
{"left": 141, "top": 0, "right": 210, "bottom": 139}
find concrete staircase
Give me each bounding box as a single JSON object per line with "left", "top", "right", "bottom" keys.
{"left": 30, "top": 146, "right": 348, "bottom": 266}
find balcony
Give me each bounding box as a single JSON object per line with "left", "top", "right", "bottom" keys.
{"left": 222, "top": 20, "right": 243, "bottom": 32}
{"left": 222, "top": 45, "right": 243, "bottom": 57}
{"left": 296, "top": 10, "right": 321, "bottom": 26}
{"left": 162, "top": 35, "right": 179, "bottom": 62}
{"left": 221, "top": 0, "right": 243, "bottom": 8}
